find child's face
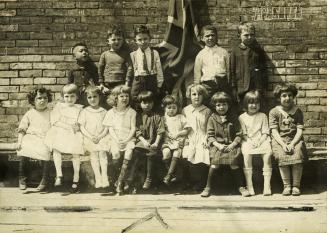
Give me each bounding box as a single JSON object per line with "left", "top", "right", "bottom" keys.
{"left": 215, "top": 102, "right": 228, "bottom": 116}
{"left": 140, "top": 100, "right": 154, "bottom": 112}
{"left": 117, "top": 93, "right": 129, "bottom": 107}
{"left": 201, "top": 29, "right": 217, "bottom": 47}
{"left": 87, "top": 92, "right": 100, "bottom": 108}
{"left": 108, "top": 34, "right": 124, "bottom": 51}
{"left": 73, "top": 46, "right": 89, "bottom": 62}
{"left": 247, "top": 101, "right": 260, "bottom": 115}
{"left": 240, "top": 29, "right": 256, "bottom": 47}
{"left": 190, "top": 89, "right": 204, "bottom": 107}
{"left": 135, "top": 33, "right": 150, "bottom": 51}
{"left": 34, "top": 92, "right": 48, "bottom": 111}
{"left": 63, "top": 93, "right": 77, "bottom": 106}
{"left": 279, "top": 91, "right": 294, "bottom": 110}
{"left": 165, "top": 104, "right": 178, "bottom": 117}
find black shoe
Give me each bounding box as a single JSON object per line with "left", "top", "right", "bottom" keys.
{"left": 70, "top": 182, "right": 80, "bottom": 193}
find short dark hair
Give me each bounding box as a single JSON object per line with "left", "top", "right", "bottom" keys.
{"left": 243, "top": 90, "right": 261, "bottom": 111}
{"left": 107, "top": 25, "right": 125, "bottom": 39}
{"left": 273, "top": 83, "right": 298, "bottom": 99}
{"left": 134, "top": 25, "right": 150, "bottom": 37}
{"left": 72, "top": 42, "right": 88, "bottom": 52}
{"left": 210, "top": 92, "right": 231, "bottom": 108}
{"left": 161, "top": 95, "right": 179, "bottom": 108}
{"left": 137, "top": 91, "right": 154, "bottom": 103}
{"left": 27, "top": 86, "right": 52, "bottom": 106}
{"left": 200, "top": 25, "right": 217, "bottom": 37}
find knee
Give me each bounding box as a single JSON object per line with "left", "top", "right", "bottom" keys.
{"left": 162, "top": 149, "right": 171, "bottom": 160}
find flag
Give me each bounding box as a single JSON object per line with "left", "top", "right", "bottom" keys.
{"left": 155, "top": 0, "right": 202, "bottom": 102}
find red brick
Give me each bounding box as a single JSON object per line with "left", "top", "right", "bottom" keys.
{"left": 19, "top": 70, "right": 42, "bottom": 77}
{"left": 264, "top": 45, "right": 286, "bottom": 52}
{"left": 306, "top": 90, "right": 327, "bottom": 97}
{"left": 5, "top": 32, "right": 29, "bottom": 39}
{"left": 0, "top": 10, "right": 16, "bottom": 17}
{"left": 52, "top": 2, "right": 75, "bottom": 8}
{"left": 297, "top": 83, "right": 318, "bottom": 90}
{"left": 30, "top": 32, "right": 52, "bottom": 40}
{"left": 296, "top": 68, "right": 319, "bottom": 74}
{"left": 0, "top": 78, "right": 9, "bottom": 85}
{"left": 286, "top": 60, "right": 307, "bottom": 67}
{"left": 9, "top": 93, "right": 28, "bottom": 100}
{"left": 30, "top": 17, "right": 52, "bottom": 24}
{"left": 75, "top": 2, "right": 99, "bottom": 8}
{"left": 43, "top": 70, "right": 65, "bottom": 77}
{"left": 0, "top": 25, "right": 18, "bottom": 32}
{"left": 308, "top": 47, "right": 327, "bottom": 52}
{"left": 309, "top": 60, "right": 327, "bottom": 67}
{"left": 273, "top": 68, "right": 295, "bottom": 75}
{"left": 17, "top": 9, "right": 45, "bottom": 16}
{"left": 33, "top": 63, "right": 56, "bottom": 69}
{"left": 0, "top": 71, "right": 18, "bottom": 78}
{"left": 10, "top": 63, "right": 32, "bottom": 70}
{"left": 319, "top": 68, "right": 327, "bottom": 74}
{"left": 10, "top": 78, "right": 33, "bottom": 85}
{"left": 303, "top": 128, "right": 321, "bottom": 135}
{"left": 0, "top": 64, "right": 9, "bottom": 70}
{"left": 296, "top": 52, "right": 319, "bottom": 59}
{"left": 0, "top": 86, "right": 18, "bottom": 92}
{"left": 34, "top": 78, "right": 56, "bottom": 85}
{"left": 18, "top": 55, "right": 42, "bottom": 62}
{"left": 0, "top": 56, "right": 18, "bottom": 62}
{"left": 273, "top": 52, "right": 296, "bottom": 59}
{"left": 320, "top": 98, "right": 327, "bottom": 105}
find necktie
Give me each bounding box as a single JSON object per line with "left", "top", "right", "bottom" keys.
{"left": 142, "top": 50, "right": 149, "bottom": 74}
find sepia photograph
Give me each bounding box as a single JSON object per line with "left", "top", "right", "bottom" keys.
{"left": 0, "top": 0, "right": 326, "bottom": 232}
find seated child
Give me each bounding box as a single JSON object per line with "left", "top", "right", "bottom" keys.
{"left": 103, "top": 85, "right": 136, "bottom": 195}
{"left": 239, "top": 90, "right": 272, "bottom": 195}
{"left": 133, "top": 91, "right": 165, "bottom": 190}
{"left": 17, "top": 87, "right": 52, "bottom": 191}
{"left": 78, "top": 86, "right": 110, "bottom": 189}
{"left": 269, "top": 83, "right": 307, "bottom": 196}
{"left": 45, "top": 84, "right": 84, "bottom": 193}
{"left": 68, "top": 42, "right": 99, "bottom": 106}
{"left": 200, "top": 92, "right": 250, "bottom": 197}
{"left": 161, "top": 95, "right": 190, "bottom": 185}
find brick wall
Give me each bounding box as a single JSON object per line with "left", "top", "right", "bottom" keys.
{"left": 0, "top": 0, "right": 326, "bottom": 146}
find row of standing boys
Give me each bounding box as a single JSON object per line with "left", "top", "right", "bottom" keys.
{"left": 17, "top": 22, "right": 306, "bottom": 197}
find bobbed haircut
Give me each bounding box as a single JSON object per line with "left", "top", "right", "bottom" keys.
{"left": 186, "top": 84, "right": 208, "bottom": 100}
{"left": 109, "top": 85, "right": 131, "bottom": 107}
{"left": 237, "top": 22, "right": 256, "bottom": 35}
{"left": 27, "top": 86, "right": 52, "bottom": 106}
{"left": 85, "top": 85, "right": 102, "bottom": 97}
{"left": 200, "top": 25, "right": 218, "bottom": 37}
{"left": 134, "top": 25, "right": 150, "bottom": 37}
{"left": 243, "top": 90, "right": 261, "bottom": 111}
{"left": 210, "top": 91, "right": 231, "bottom": 108}
{"left": 161, "top": 95, "right": 179, "bottom": 108}
{"left": 137, "top": 91, "right": 154, "bottom": 103}
{"left": 61, "top": 83, "right": 79, "bottom": 96}
{"left": 273, "top": 83, "right": 298, "bottom": 99}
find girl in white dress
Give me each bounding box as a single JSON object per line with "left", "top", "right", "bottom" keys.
{"left": 45, "top": 84, "right": 84, "bottom": 193}
{"left": 182, "top": 84, "right": 211, "bottom": 191}
{"left": 17, "top": 87, "right": 52, "bottom": 191}
{"left": 239, "top": 90, "right": 272, "bottom": 195}
{"left": 79, "top": 86, "right": 110, "bottom": 188}
{"left": 103, "top": 85, "right": 136, "bottom": 195}
{"left": 161, "top": 95, "right": 189, "bottom": 185}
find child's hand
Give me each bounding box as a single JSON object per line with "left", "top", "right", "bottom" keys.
{"left": 282, "top": 144, "right": 290, "bottom": 153}
{"left": 16, "top": 142, "right": 22, "bottom": 150}
{"left": 224, "top": 143, "right": 235, "bottom": 153}
{"left": 168, "top": 133, "right": 177, "bottom": 140}
{"left": 72, "top": 123, "right": 80, "bottom": 134}
{"left": 216, "top": 143, "right": 226, "bottom": 151}
{"left": 142, "top": 140, "right": 151, "bottom": 149}
{"left": 118, "top": 139, "right": 127, "bottom": 150}
{"left": 150, "top": 143, "right": 159, "bottom": 150}
{"left": 92, "top": 136, "right": 100, "bottom": 144}
{"left": 286, "top": 144, "right": 294, "bottom": 154}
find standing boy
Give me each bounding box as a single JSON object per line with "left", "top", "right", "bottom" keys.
{"left": 194, "top": 25, "right": 230, "bottom": 100}
{"left": 68, "top": 42, "right": 99, "bottom": 106}
{"left": 130, "top": 25, "right": 164, "bottom": 104}
{"left": 230, "top": 22, "right": 267, "bottom": 105}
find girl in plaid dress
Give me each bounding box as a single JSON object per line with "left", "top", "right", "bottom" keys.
{"left": 201, "top": 92, "right": 250, "bottom": 197}
{"left": 269, "top": 83, "right": 307, "bottom": 196}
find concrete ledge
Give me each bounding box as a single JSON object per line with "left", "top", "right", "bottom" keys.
{"left": 0, "top": 142, "right": 326, "bottom": 161}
